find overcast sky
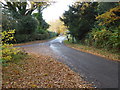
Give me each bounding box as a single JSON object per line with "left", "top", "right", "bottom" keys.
{"left": 42, "top": 0, "right": 76, "bottom": 22}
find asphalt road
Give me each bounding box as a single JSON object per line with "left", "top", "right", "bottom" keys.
{"left": 18, "top": 36, "right": 119, "bottom": 88}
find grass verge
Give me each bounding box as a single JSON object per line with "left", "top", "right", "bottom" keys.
{"left": 64, "top": 40, "right": 120, "bottom": 61}
{"left": 2, "top": 51, "right": 28, "bottom": 66}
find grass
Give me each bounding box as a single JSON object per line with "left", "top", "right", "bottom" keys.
{"left": 64, "top": 40, "right": 120, "bottom": 61}
{"left": 11, "top": 51, "right": 28, "bottom": 63}
{"left": 2, "top": 51, "right": 28, "bottom": 67}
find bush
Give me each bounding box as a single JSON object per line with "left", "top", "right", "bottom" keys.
{"left": 91, "top": 28, "right": 112, "bottom": 48}
{"left": 33, "top": 33, "right": 49, "bottom": 40}
{"left": 1, "top": 30, "right": 20, "bottom": 62}
{"left": 85, "top": 27, "right": 120, "bottom": 51}
{"left": 108, "top": 28, "right": 120, "bottom": 49}
{"left": 15, "top": 32, "right": 50, "bottom": 43}
{"left": 15, "top": 34, "right": 30, "bottom": 43}
{"left": 48, "top": 31, "right": 57, "bottom": 38}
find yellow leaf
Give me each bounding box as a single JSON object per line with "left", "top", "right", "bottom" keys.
{"left": 44, "top": 73, "right": 48, "bottom": 76}
{"left": 31, "top": 84, "right": 37, "bottom": 88}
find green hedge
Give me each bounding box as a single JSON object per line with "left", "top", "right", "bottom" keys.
{"left": 14, "top": 30, "right": 58, "bottom": 43}
{"left": 15, "top": 33, "right": 49, "bottom": 43}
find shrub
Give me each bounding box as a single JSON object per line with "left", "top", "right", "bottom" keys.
{"left": 85, "top": 27, "right": 120, "bottom": 51}
{"left": 15, "top": 32, "right": 50, "bottom": 43}
{"left": 48, "top": 31, "right": 57, "bottom": 38}
{"left": 1, "top": 30, "right": 20, "bottom": 62}
{"left": 15, "top": 34, "right": 30, "bottom": 43}
{"left": 108, "top": 28, "right": 120, "bottom": 49}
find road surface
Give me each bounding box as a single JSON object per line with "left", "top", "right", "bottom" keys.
{"left": 18, "top": 36, "right": 119, "bottom": 88}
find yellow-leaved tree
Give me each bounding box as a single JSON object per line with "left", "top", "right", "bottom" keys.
{"left": 96, "top": 4, "right": 120, "bottom": 25}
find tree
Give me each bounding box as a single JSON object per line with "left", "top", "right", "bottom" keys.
{"left": 84, "top": 2, "right": 120, "bottom": 50}
{"left": 48, "top": 20, "right": 67, "bottom": 35}
{"left": 1, "top": 0, "right": 50, "bottom": 34}
{"left": 96, "top": 4, "right": 120, "bottom": 27}
{"left": 33, "top": 5, "right": 49, "bottom": 34}
{"left": 97, "top": 2, "right": 118, "bottom": 14}
{"left": 17, "top": 15, "right": 38, "bottom": 34}
{"left": 61, "top": 2, "right": 98, "bottom": 41}
{"left": 1, "top": 1, "right": 49, "bottom": 19}
{"left": 2, "top": 9, "right": 16, "bottom": 31}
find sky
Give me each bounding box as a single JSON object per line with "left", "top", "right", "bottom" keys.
{"left": 42, "top": 0, "right": 76, "bottom": 22}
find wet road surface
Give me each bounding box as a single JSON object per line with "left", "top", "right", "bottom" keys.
{"left": 18, "top": 36, "right": 119, "bottom": 88}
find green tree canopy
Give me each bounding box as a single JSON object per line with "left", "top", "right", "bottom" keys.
{"left": 1, "top": 1, "right": 49, "bottom": 19}
{"left": 61, "top": 2, "right": 98, "bottom": 41}
{"left": 33, "top": 5, "right": 49, "bottom": 34}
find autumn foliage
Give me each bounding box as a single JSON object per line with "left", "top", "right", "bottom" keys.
{"left": 1, "top": 30, "right": 20, "bottom": 61}
{"left": 96, "top": 5, "right": 120, "bottom": 26}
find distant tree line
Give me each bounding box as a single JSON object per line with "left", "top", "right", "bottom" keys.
{"left": 48, "top": 20, "right": 67, "bottom": 35}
